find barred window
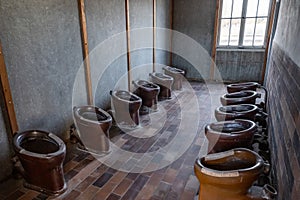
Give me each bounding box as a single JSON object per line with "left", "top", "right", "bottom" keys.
{"left": 218, "top": 0, "right": 271, "bottom": 48}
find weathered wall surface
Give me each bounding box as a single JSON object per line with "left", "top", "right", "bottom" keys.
{"left": 0, "top": 0, "right": 83, "bottom": 136}
{"left": 156, "top": 0, "right": 172, "bottom": 67}
{"left": 172, "top": 0, "right": 216, "bottom": 80}
{"left": 215, "top": 49, "right": 265, "bottom": 82}
{"left": 0, "top": 0, "right": 83, "bottom": 181}
{"left": 85, "top": 0, "right": 128, "bottom": 109}
{"left": 265, "top": 0, "right": 300, "bottom": 199}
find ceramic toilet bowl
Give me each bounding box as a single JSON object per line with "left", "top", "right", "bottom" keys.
{"left": 73, "top": 105, "right": 112, "bottom": 154}
{"left": 132, "top": 80, "right": 160, "bottom": 111}
{"left": 205, "top": 119, "right": 257, "bottom": 153}
{"left": 227, "top": 82, "right": 260, "bottom": 93}
{"left": 163, "top": 66, "right": 185, "bottom": 90}
{"left": 215, "top": 104, "right": 259, "bottom": 121}
{"left": 110, "top": 90, "right": 142, "bottom": 127}
{"left": 220, "top": 90, "right": 261, "bottom": 106}
{"left": 194, "top": 148, "right": 265, "bottom": 200}
{"left": 13, "top": 130, "right": 67, "bottom": 196}
{"left": 149, "top": 72, "right": 173, "bottom": 100}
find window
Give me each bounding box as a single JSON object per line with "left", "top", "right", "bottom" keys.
{"left": 218, "top": 0, "right": 271, "bottom": 48}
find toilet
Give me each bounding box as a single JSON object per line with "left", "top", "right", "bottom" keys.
{"left": 215, "top": 104, "right": 259, "bottom": 121}
{"left": 13, "top": 130, "right": 67, "bottom": 196}
{"left": 220, "top": 90, "right": 261, "bottom": 106}
{"left": 73, "top": 105, "right": 112, "bottom": 154}
{"left": 205, "top": 119, "right": 257, "bottom": 153}
{"left": 132, "top": 80, "right": 160, "bottom": 113}
{"left": 163, "top": 66, "right": 185, "bottom": 90}
{"left": 227, "top": 82, "right": 268, "bottom": 112}
{"left": 194, "top": 148, "right": 276, "bottom": 200}
{"left": 227, "top": 82, "right": 260, "bottom": 93}
{"left": 110, "top": 90, "right": 142, "bottom": 128}
{"left": 149, "top": 72, "right": 173, "bottom": 100}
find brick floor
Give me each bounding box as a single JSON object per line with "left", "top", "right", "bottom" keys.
{"left": 0, "top": 82, "right": 227, "bottom": 200}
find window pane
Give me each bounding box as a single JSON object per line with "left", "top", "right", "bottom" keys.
{"left": 246, "top": 0, "right": 258, "bottom": 17}
{"left": 254, "top": 18, "right": 267, "bottom": 46}
{"left": 222, "top": 0, "right": 232, "bottom": 18}
{"left": 219, "top": 19, "right": 230, "bottom": 45}
{"left": 232, "top": 0, "right": 243, "bottom": 18}
{"left": 229, "top": 19, "right": 241, "bottom": 45}
{"left": 243, "top": 18, "right": 256, "bottom": 46}
{"left": 257, "top": 0, "right": 270, "bottom": 16}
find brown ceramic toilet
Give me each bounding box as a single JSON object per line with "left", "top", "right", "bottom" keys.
{"left": 163, "top": 66, "right": 185, "bottom": 90}
{"left": 110, "top": 90, "right": 142, "bottom": 128}
{"left": 194, "top": 148, "right": 276, "bottom": 200}
{"left": 205, "top": 119, "right": 257, "bottom": 153}
{"left": 227, "top": 82, "right": 260, "bottom": 93}
{"left": 215, "top": 104, "right": 259, "bottom": 121}
{"left": 132, "top": 80, "right": 160, "bottom": 113}
{"left": 220, "top": 90, "right": 261, "bottom": 106}
{"left": 73, "top": 105, "right": 112, "bottom": 155}
{"left": 13, "top": 130, "right": 67, "bottom": 196}
{"left": 149, "top": 72, "right": 174, "bottom": 100}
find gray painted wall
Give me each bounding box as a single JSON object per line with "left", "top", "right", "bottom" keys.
{"left": 129, "top": 0, "right": 154, "bottom": 86}
{"left": 215, "top": 49, "right": 265, "bottom": 82}
{"left": 156, "top": 0, "right": 172, "bottom": 66}
{"left": 0, "top": 0, "right": 82, "bottom": 137}
{"left": 273, "top": 0, "right": 300, "bottom": 65}
{"left": 172, "top": 0, "right": 216, "bottom": 80}
{"left": 0, "top": 0, "right": 82, "bottom": 181}
{"left": 85, "top": 0, "right": 128, "bottom": 109}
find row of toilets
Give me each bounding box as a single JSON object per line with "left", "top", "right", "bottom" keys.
{"left": 194, "top": 82, "right": 277, "bottom": 200}
{"left": 10, "top": 66, "right": 185, "bottom": 196}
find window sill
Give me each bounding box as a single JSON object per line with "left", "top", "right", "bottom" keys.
{"left": 216, "top": 48, "right": 265, "bottom": 52}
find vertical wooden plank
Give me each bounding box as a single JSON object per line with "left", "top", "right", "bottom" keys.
{"left": 153, "top": 0, "right": 157, "bottom": 71}
{"left": 78, "top": 0, "right": 93, "bottom": 105}
{"left": 0, "top": 41, "right": 19, "bottom": 134}
{"left": 261, "top": 0, "right": 276, "bottom": 84}
{"left": 169, "top": 0, "right": 174, "bottom": 66}
{"left": 125, "top": 0, "right": 131, "bottom": 91}
{"left": 210, "top": 0, "right": 221, "bottom": 81}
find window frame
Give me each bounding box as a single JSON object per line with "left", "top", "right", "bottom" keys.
{"left": 217, "top": 0, "right": 273, "bottom": 49}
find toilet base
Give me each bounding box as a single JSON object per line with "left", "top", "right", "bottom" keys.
{"left": 77, "top": 142, "right": 111, "bottom": 157}
{"left": 23, "top": 180, "right": 67, "bottom": 196}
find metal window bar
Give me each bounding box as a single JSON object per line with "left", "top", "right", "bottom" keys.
{"left": 222, "top": 16, "right": 268, "bottom": 19}
{"left": 217, "top": 0, "right": 224, "bottom": 46}
{"left": 228, "top": 0, "right": 235, "bottom": 46}
{"left": 239, "top": 0, "right": 248, "bottom": 46}
{"left": 251, "top": 0, "right": 260, "bottom": 46}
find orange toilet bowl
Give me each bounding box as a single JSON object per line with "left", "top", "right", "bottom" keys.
{"left": 194, "top": 148, "right": 276, "bottom": 200}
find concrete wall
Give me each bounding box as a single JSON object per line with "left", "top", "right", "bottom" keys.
{"left": 0, "top": 0, "right": 83, "bottom": 181}
{"left": 265, "top": 0, "right": 300, "bottom": 199}
{"left": 85, "top": 0, "right": 128, "bottom": 109}
{"left": 156, "top": 0, "right": 172, "bottom": 66}
{"left": 0, "top": 0, "right": 83, "bottom": 136}
{"left": 129, "top": 0, "right": 154, "bottom": 88}
{"left": 215, "top": 49, "right": 265, "bottom": 82}
{"left": 172, "top": 0, "right": 216, "bottom": 80}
